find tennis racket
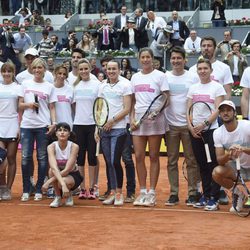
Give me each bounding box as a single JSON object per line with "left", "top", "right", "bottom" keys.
{"left": 188, "top": 101, "right": 212, "bottom": 163}
{"left": 34, "top": 94, "right": 39, "bottom": 114}
{"left": 131, "top": 93, "right": 168, "bottom": 131}
{"left": 93, "top": 97, "right": 109, "bottom": 156}
{"left": 232, "top": 158, "right": 250, "bottom": 217}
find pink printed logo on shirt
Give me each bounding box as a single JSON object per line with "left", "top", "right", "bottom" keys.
{"left": 57, "top": 95, "right": 71, "bottom": 103}
{"left": 193, "top": 94, "right": 214, "bottom": 104}
{"left": 134, "top": 84, "right": 155, "bottom": 93}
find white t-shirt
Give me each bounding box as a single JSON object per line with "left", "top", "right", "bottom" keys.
{"left": 73, "top": 79, "right": 100, "bottom": 125}
{"left": 213, "top": 120, "right": 250, "bottom": 169}
{"left": 189, "top": 60, "right": 233, "bottom": 86}
{"left": 16, "top": 69, "right": 54, "bottom": 84}
{"left": 165, "top": 70, "right": 199, "bottom": 126}
{"left": 98, "top": 80, "right": 132, "bottom": 129}
{"left": 240, "top": 67, "right": 250, "bottom": 119}
{"left": 131, "top": 69, "right": 169, "bottom": 113}
{"left": 187, "top": 80, "right": 226, "bottom": 129}
{"left": 0, "top": 82, "right": 22, "bottom": 138}
{"left": 67, "top": 71, "right": 98, "bottom": 86}
{"left": 20, "top": 80, "right": 57, "bottom": 128}
{"left": 54, "top": 84, "right": 74, "bottom": 129}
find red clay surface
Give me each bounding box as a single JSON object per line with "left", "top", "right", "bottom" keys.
{"left": 0, "top": 151, "right": 249, "bottom": 250}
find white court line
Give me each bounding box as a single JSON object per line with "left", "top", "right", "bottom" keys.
{"left": 0, "top": 202, "right": 230, "bottom": 215}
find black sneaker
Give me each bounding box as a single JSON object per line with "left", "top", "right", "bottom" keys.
{"left": 99, "top": 190, "right": 111, "bottom": 201}
{"left": 219, "top": 189, "right": 229, "bottom": 205}
{"left": 185, "top": 195, "right": 197, "bottom": 206}
{"left": 165, "top": 195, "right": 179, "bottom": 206}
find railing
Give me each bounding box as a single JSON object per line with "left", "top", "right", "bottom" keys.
{"left": 60, "top": 12, "right": 79, "bottom": 32}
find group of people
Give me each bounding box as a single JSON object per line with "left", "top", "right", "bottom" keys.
{"left": 0, "top": 4, "right": 250, "bottom": 216}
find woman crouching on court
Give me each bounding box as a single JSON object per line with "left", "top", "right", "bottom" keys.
{"left": 130, "top": 48, "right": 169, "bottom": 207}
{"left": 0, "top": 62, "right": 21, "bottom": 200}
{"left": 18, "top": 58, "right": 57, "bottom": 202}
{"left": 186, "top": 58, "right": 225, "bottom": 211}
{"left": 42, "top": 122, "right": 83, "bottom": 208}
{"left": 96, "top": 60, "right": 132, "bottom": 206}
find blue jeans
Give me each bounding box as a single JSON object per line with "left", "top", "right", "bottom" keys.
{"left": 21, "top": 127, "right": 49, "bottom": 194}
{"left": 122, "top": 124, "right": 136, "bottom": 196}
{"left": 101, "top": 128, "right": 127, "bottom": 190}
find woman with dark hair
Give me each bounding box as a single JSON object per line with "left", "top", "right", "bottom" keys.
{"left": 211, "top": 0, "right": 226, "bottom": 27}
{"left": 42, "top": 122, "right": 83, "bottom": 208}
{"left": 76, "top": 33, "right": 95, "bottom": 53}
{"left": 0, "top": 62, "right": 21, "bottom": 200}
{"left": 120, "top": 58, "right": 135, "bottom": 76}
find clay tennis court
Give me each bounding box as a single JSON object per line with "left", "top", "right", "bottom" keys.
{"left": 0, "top": 151, "right": 249, "bottom": 250}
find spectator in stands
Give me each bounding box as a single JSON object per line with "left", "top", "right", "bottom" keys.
{"left": 153, "top": 58, "right": 166, "bottom": 73}
{"left": 76, "top": 33, "right": 95, "bottom": 53}
{"left": 146, "top": 11, "right": 166, "bottom": 39}
{"left": 216, "top": 30, "right": 237, "bottom": 60}
{"left": 120, "top": 58, "right": 136, "bottom": 76}
{"left": 150, "top": 25, "right": 174, "bottom": 67}
{"left": 167, "top": 10, "right": 190, "bottom": 47}
{"left": 184, "top": 29, "right": 201, "bottom": 55}
{"left": 97, "top": 71, "right": 105, "bottom": 82}
{"left": 35, "top": 29, "right": 54, "bottom": 57}
{"left": 49, "top": 0, "right": 61, "bottom": 14}
{"left": 89, "top": 57, "right": 100, "bottom": 77}
{"left": 123, "top": 69, "right": 133, "bottom": 81}
{"left": 1, "top": 0, "right": 10, "bottom": 15}
{"left": 30, "top": 10, "right": 45, "bottom": 26}
{"left": 47, "top": 56, "right": 55, "bottom": 73}
{"left": 63, "top": 59, "right": 72, "bottom": 72}
{"left": 211, "top": 0, "right": 226, "bottom": 27}
{"left": 223, "top": 41, "right": 248, "bottom": 83}
{"left": 11, "top": 0, "right": 22, "bottom": 14}
{"left": 120, "top": 17, "right": 138, "bottom": 52}
{"left": 64, "top": 11, "right": 72, "bottom": 22}
{"left": 12, "top": 26, "right": 33, "bottom": 70}
{"left": 62, "top": 38, "right": 77, "bottom": 53}
{"left": 0, "top": 25, "right": 22, "bottom": 74}
{"left": 36, "top": 0, "right": 48, "bottom": 14}
{"left": 15, "top": 7, "right": 32, "bottom": 27}
{"left": 24, "top": 0, "right": 35, "bottom": 11}
{"left": 134, "top": 8, "right": 149, "bottom": 51}
{"left": 62, "top": 30, "right": 78, "bottom": 49}
{"left": 45, "top": 18, "right": 54, "bottom": 31}
{"left": 96, "top": 16, "right": 116, "bottom": 51}
{"left": 113, "top": 5, "right": 129, "bottom": 50}
{"left": 51, "top": 34, "right": 63, "bottom": 53}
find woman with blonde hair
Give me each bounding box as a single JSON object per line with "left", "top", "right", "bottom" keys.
{"left": 19, "top": 58, "right": 57, "bottom": 202}
{"left": 0, "top": 61, "right": 22, "bottom": 200}
{"left": 72, "top": 58, "right": 100, "bottom": 199}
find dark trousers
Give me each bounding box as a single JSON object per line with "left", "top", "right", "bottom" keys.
{"left": 190, "top": 129, "right": 220, "bottom": 200}
{"left": 2, "top": 47, "right": 21, "bottom": 74}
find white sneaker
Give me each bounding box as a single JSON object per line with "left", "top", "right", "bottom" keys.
{"left": 65, "top": 194, "right": 74, "bottom": 207}
{"left": 133, "top": 193, "right": 147, "bottom": 206}
{"left": 103, "top": 194, "right": 115, "bottom": 205}
{"left": 50, "top": 196, "right": 63, "bottom": 208}
{"left": 21, "top": 193, "right": 30, "bottom": 202}
{"left": 34, "top": 193, "right": 42, "bottom": 201}
{"left": 144, "top": 193, "right": 156, "bottom": 207}
{"left": 114, "top": 193, "right": 124, "bottom": 206}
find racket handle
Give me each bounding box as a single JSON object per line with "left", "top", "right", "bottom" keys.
{"left": 204, "top": 143, "right": 212, "bottom": 163}
{"left": 128, "top": 120, "right": 140, "bottom": 132}
{"left": 236, "top": 157, "right": 240, "bottom": 170}
{"left": 96, "top": 141, "right": 100, "bottom": 156}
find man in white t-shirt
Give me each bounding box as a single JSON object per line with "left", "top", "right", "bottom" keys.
{"left": 189, "top": 36, "right": 233, "bottom": 100}
{"left": 67, "top": 48, "right": 97, "bottom": 85}
{"left": 240, "top": 67, "right": 250, "bottom": 120}
{"left": 146, "top": 11, "right": 166, "bottom": 39}
{"left": 213, "top": 100, "right": 250, "bottom": 214}
{"left": 183, "top": 30, "right": 201, "bottom": 55}
{"left": 16, "top": 48, "right": 54, "bottom": 84}
{"left": 165, "top": 46, "right": 200, "bottom": 206}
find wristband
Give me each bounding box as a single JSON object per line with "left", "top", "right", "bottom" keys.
{"left": 204, "top": 120, "right": 210, "bottom": 126}
{"left": 52, "top": 121, "right": 57, "bottom": 125}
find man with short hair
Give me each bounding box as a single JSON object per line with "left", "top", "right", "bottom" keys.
{"left": 13, "top": 26, "right": 33, "bottom": 69}
{"left": 183, "top": 30, "right": 201, "bottom": 55}
{"left": 51, "top": 34, "right": 63, "bottom": 53}
{"left": 134, "top": 8, "right": 149, "bottom": 51}
{"left": 213, "top": 100, "right": 250, "bottom": 214}
{"left": 146, "top": 11, "right": 166, "bottom": 39}
{"left": 167, "top": 10, "right": 190, "bottom": 47}
{"left": 35, "top": 29, "right": 54, "bottom": 57}
{"left": 164, "top": 46, "right": 200, "bottom": 206}
{"left": 113, "top": 5, "right": 129, "bottom": 50}
{"left": 16, "top": 48, "right": 54, "bottom": 84}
